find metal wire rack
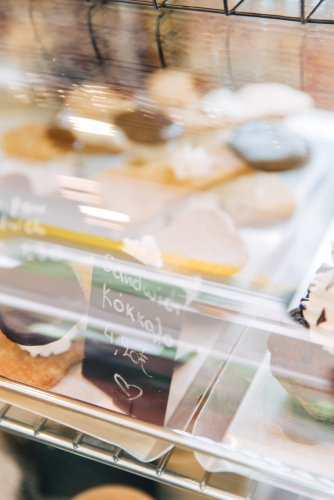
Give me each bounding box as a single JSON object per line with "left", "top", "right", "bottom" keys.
{"left": 0, "top": 402, "right": 254, "bottom": 500}
{"left": 114, "top": 0, "right": 334, "bottom": 24}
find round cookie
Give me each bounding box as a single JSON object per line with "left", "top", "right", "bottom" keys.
{"left": 72, "top": 485, "right": 153, "bottom": 500}
{"left": 2, "top": 124, "right": 77, "bottom": 161}
{"left": 114, "top": 109, "right": 183, "bottom": 144}
{"left": 65, "top": 84, "right": 135, "bottom": 119}
{"left": 201, "top": 83, "right": 313, "bottom": 123}
{"left": 214, "top": 173, "right": 295, "bottom": 226}
{"left": 146, "top": 68, "right": 202, "bottom": 109}
{"left": 230, "top": 121, "right": 310, "bottom": 172}
{"left": 237, "top": 83, "right": 314, "bottom": 119}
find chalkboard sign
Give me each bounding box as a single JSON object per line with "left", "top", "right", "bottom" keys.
{"left": 83, "top": 253, "right": 188, "bottom": 426}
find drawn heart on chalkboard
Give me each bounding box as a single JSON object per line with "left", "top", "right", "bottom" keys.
{"left": 114, "top": 373, "right": 143, "bottom": 401}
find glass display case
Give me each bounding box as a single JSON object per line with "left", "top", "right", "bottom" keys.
{"left": 1, "top": 1, "right": 334, "bottom": 498}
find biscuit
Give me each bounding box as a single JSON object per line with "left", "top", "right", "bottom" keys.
{"left": 146, "top": 69, "right": 202, "bottom": 109}
{"left": 94, "top": 171, "right": 191, "bottom": 228}
{"left": 0, "top": 331, "right": 83, "bottom": 390}
{"left": 214, "top": 173, "right": 295, "bottom": 226}
{"left": 3, "top": 123, "right": 127, "bottom": 160}
{"left": 120, "top": 146, "right": 250, "bottom": 190}
{"left": 230, "top": 121, "right": 310, "bottom": 172}
{"left": 156, "top": 205, "right": 248, "bottom": 274}
{"left": 2, "top": 124, "right": 76, "bottom": 161}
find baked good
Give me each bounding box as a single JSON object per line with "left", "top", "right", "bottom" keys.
{"left": 72, "top": 485, "right": 153, "bottom": 500}
{"left": 120, "top": 144, "right": 250, "bottom": 190}
{"left": 230, "top": 121, "right": 310, "bottom": 171}
{"left": 146, "top": 69, "right": 202, "bottom": 109}
{"left": 94, "top": 170, "right": 190, "bottom": 228}
{"left": 268, "top": 334, "right": 334, "bottom": 423}
{"left": 0, "top": 330, "right": 83, "bottom": 390}
{"left": 236, "top": 83, "right": 314, "bottom": 119}
{"left": 155, "top": 204, "right": 248, "bottom": 274}
{"left": 114, "top": 109, "right": 183, "bottom": 144}
{"left": 213, "top": 172, "right": 295, "bottom": 226}
{"left": 65, "top": 84, "right": 135, "bottom": 119}
{"left": 269, "top": 264, "right": 334, "bottom": 422}
{"left": 0, "top": 260, "right": 86, "bottom": 389}
{"left": 201, "top": 83, "right": 313, "bottom": 122}
{"left": 2, "top": 124, "right": 77, "bottom": 161}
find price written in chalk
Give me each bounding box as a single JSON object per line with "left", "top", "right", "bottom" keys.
{"left": 84, "top": 253, "right": 184, "bottom": 425}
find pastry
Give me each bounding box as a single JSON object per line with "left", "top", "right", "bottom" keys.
{"left": 2, "top": 124, "right": 77, "bottom": 161}
{"left": 114, "top": 109, "right": 183, "bottom": 144}
{"left": 269, "top": 264, "right": 334, "bottom": 422}
{"left": 268, "top": 334, "right": 334, "bottom": 423}
{"left": 146, "top": 68, "right": 202, "bottom": 109}
{"left": 201, "top": 83, "right": 313, "bottom": 122}
{"left": 0, "top": 330, "right": 83, "bottom": 390}
{"left": 120, "top": 144, "right": 250, "bottom": 190}
{"left": 65, "top": 84, "right": 135, "bottom": 119}
{"left": 155, "top": 205, "right": 248, "bottom": 274}
{"left": 230, "top": 121, "right": 310, "bottom": 171}
{"left": 213, "top": 173, "right": 295, "bottom": 226}
{"left": 94, "top": 170, "right": 190, "bottom": 228}
{"left": 72, "top": 485, "right": 153, "bottom": 500}
{"left": 0, "top": 260, "right": 86, "bottom": 389}
{"left": 236, "top": 83, "right": 314, "bottom": 119}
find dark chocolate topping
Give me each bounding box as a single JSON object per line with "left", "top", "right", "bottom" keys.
{"left": 316, "top": 309, "right": 327, "bottom": 326}
{"left": 0, "top": 261, "right": 85, "bottom": 346}
{"left": 114, "top": 109, "right": 183, "bottom": 144}
{"left": 46, "top": 126, "right": 77, "bottom": 150}
{"left": 290, "top": 306, "right": 309, "bottom": 328}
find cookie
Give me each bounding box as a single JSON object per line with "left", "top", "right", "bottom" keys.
{"left": 114, "top": 109, "right": 183, "bottom": 145}
{"left": 214, "top": 173, "right": 295, "bottom": 226}
{"left": 230, "top": 121, "right": 310, "bottom": 171}
{"left": 120, "top": 145, "right": 250, "bottom": 190}
{"left": 94, "top": 170, "right": 191, "bottom": 228}
{"left": 65, "top": 84, "right": 135, "bottom": 119}
{"left": 155, "top": 205, "right": 248, "bottom": 274}
{"left": 2, "top": 124, "right": 77, "bottom": 161}
{"left": 72, "top": 485, "right": 153, "bottom": 500}
{"left": 268, "top": 334, "right": 334, "bottom": 423}
{"left": 146, "top": 69, "right": 201, "bottom": 109}
{"left": 236, "top": 83, "right": 314, "bottom": 120}
{"left": 201, "top": 83, "right": 313, "bottom": 122}
{"left": 0, "top": 330, "right": 83, "bottom": 389}
{"left": 0, "top": 261, "right": 86, "bottom": 347}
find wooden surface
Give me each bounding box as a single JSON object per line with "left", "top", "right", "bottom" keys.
{"left": 1, "top": 0, "right": 334, "bottom": 109}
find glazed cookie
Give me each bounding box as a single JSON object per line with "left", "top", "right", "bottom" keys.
{"left": 120, "top": 144, "right": 250, "bottom": 190}
{"left": 94, "top": 170, "right": 191, "bottom": 228}
{"left": 230, "top": 121, "right": 310, "bottom": 171}
{"left": 155, "top": 205, "right": 248, "bottom": 273}
{"left": 201, "top": 83, "right": 313, "bottom": 122}
{"left": 214, "top": 173, "right": 295, "bottom": 226}
{"left": 146, "top": 69, "right": 202, "bottom": 109}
